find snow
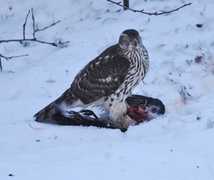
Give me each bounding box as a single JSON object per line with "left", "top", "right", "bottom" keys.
{"left": 0, "top": 0, "right": 214, "bottom": 179}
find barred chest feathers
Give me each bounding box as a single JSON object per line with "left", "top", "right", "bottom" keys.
{"left": 105, "top": 45, "right": 149, "bottom": 121}
{"left": 119, "top": 45, "right": 149, "bottom": 99}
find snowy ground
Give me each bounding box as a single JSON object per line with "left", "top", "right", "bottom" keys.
{"left": 1, "top": 0, "right": 214, "bottom": 179}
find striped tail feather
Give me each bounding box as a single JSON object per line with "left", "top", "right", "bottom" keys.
{"left": 34, "top": 89, "right": 78, "bottom": 123}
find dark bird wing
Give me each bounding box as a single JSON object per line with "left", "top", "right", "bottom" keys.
{"left": 34, "top": 45, "right": 130, "bottom": 122}
{"left": 70, "top": 45, "right": 130, "bottom": 104}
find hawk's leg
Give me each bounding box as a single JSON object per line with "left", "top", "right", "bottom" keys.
{"left": 118, "top": 101, "right": 131, "bottom": 132}
{"left": 125, "top": 101, "right": 130, "bottom": 109}
{"left": 120, "top": 114, "right": 128, "bottom": 132}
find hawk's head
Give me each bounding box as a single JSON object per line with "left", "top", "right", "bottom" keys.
{"left": 119, "top": 29, "right": 143, "bottom": 51}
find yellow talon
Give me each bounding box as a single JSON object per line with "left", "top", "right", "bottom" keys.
{"left": 125, "top": 101, "right": 130, "bottom": 109}
{"left": 120, "top": 114, "right": 128, "bottom": 132}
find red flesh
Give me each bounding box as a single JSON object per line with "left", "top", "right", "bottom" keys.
{"left": 127, "top": 105, "right": 152, "bottom": 124}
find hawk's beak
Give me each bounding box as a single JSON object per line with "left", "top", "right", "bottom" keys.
{"left": 133, "top": 39, "right": 138, "bottom": 47}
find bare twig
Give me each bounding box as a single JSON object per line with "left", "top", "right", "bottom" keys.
{"left": 0, "top": 8, "right": 69, "bottom": 71}
{"left": 31, "top": 8, "right": 36, "bottom": 39}
{"left": 0, "top": 38, "right": 69, "bottom": 47}
{"left": 0, "top": 53, "right": 28, "bottom": 61}
{"left": 17, "top": 7, "right": 69, "bottom": 47}
{"left": 107, "top": 0, "right": 192, "bottom": 16}
{"left": 35, "top": 20, "right": 61, "bottom": 33}
{"left": 0, "top": 38, "right": 35, "bottom": 43}
{"left": 0, "top": 58, "right": 2, "bottom": 71}
{"left": 23, "top": 10, "right": 30, "bottom": 39}
{"left": 33, "top": 39, "right": 58, "bottom": 46}
{"left": 0, "top": 8, "right": 70, "bottom": 46}
{"left": 0, "top": 53, "right": 28, "bottom": 71}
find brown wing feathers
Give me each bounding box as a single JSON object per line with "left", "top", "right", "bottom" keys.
{"left": 70, "top": 47, "right": 130, "bottom": 104}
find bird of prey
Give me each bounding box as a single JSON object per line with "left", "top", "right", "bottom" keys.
{"left": 34, "top": 29, "right": 149, "bottom": 131}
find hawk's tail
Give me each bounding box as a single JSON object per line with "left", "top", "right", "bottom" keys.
{"left": 34, "top": 101, "right": 59, "bottom": 123}
{"left": 34, "top": 89, "right": 78, "bottom": 123}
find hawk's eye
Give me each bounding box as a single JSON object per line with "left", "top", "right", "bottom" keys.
{"left": 124, "top": 36, "right": 129, "bottom": 40}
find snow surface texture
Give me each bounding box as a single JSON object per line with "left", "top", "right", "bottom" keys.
{"left": 0, "top": 0, "right": 214, "bottom": 179}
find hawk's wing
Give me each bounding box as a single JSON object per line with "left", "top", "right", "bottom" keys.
{"left": 70, "top": 45, "right": 130, "bottom": 104}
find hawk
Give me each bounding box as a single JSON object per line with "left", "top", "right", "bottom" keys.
{"left": 34, "top": 29, "right": 149, "bottom": 131}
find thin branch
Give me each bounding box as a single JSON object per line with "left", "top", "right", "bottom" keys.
{"left": 33, "top": 39, "right": 58, "bottom": 46}
{"left": 0, "top": 58, "right": 2, "bottom": 71}
{"left": 31, "top": 8, "right": 36, "bottom": 38}
{"left": 0, "top": 8, "right": 69, "bottom": 47}
{"left": 23, "top": 9, "right": 30, "bottom": 39}
{"left": 0, "top": 53, "right": 28, "bottom": 61}
{"left": 35, "top": 20, "right": 61, "bottom": 33}
{"left": 0, "top": 54, "right": 28, "bottom": 71}
{"left": 0, "top": 38, "right": 35, "bottom": 43}
{"left": 107, "top": 0, "right": 192, "bottom": 16}
{"left": 0, "top": 38, "right": 69, "bottom": 47}
{"left": 0, "top": 8, "right": 69, "bottom": 71}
